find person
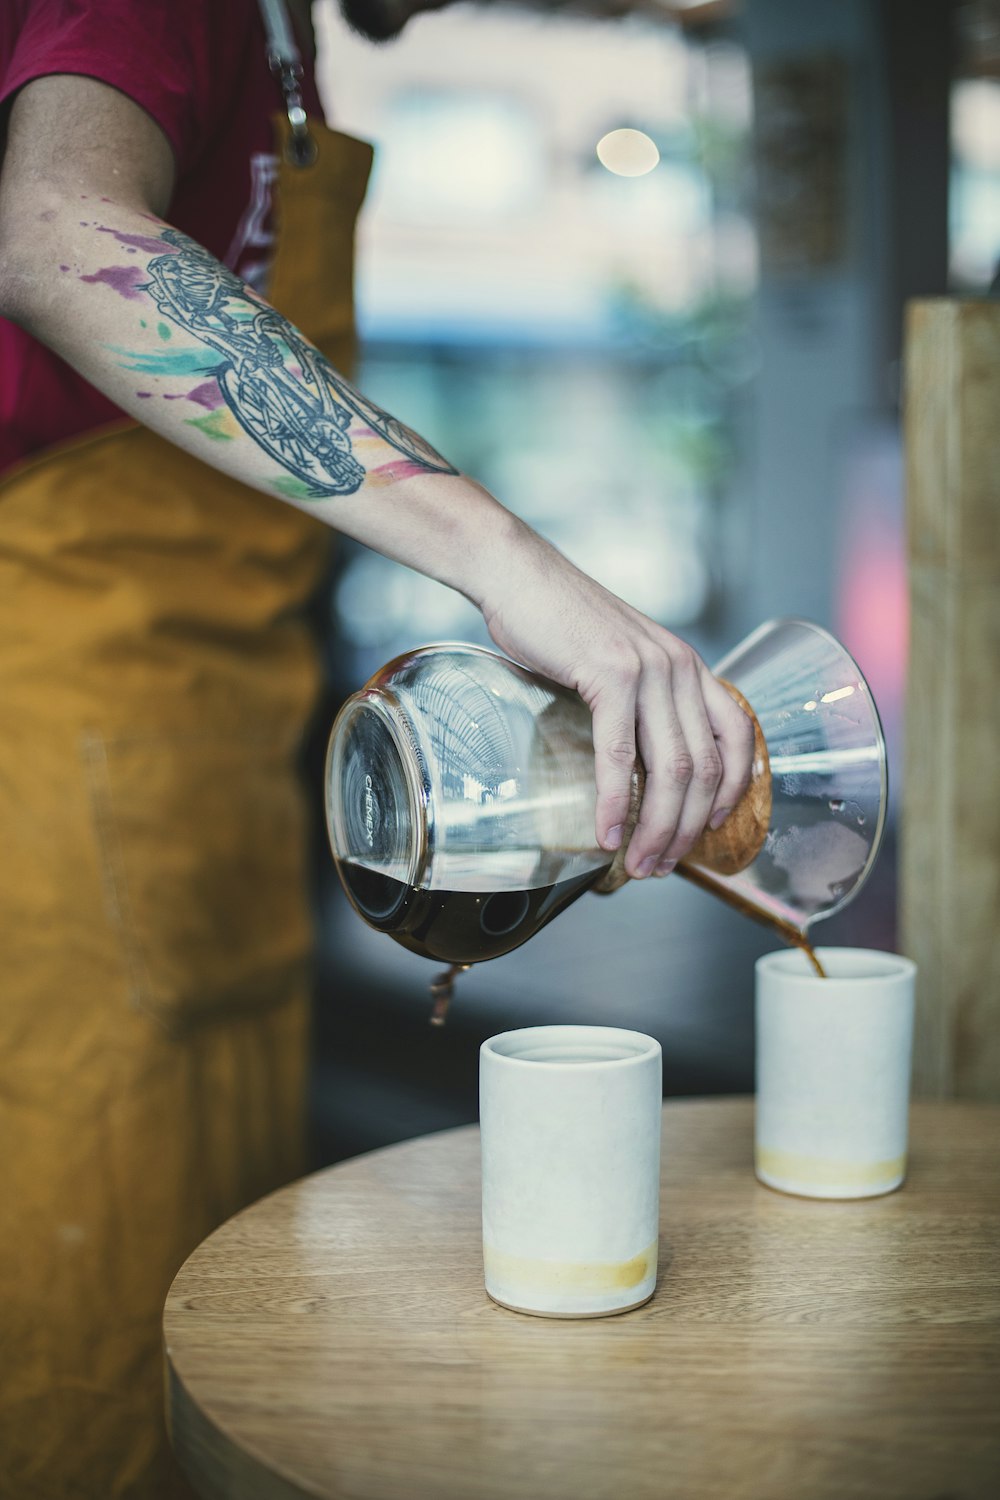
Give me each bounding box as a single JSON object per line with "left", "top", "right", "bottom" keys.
{"left": 0, "top": 1, "right": 753, "bottom": 1495}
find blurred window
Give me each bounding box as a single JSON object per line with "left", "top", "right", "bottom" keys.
{"left": 950, "top": 1, "right": 1000, "bottom": 289}
{"left": 315, "top": 5, "right": 756, "bottom": 680}
{"left": 376, "top": 90, "right": 545, "bottom": 224}
{"left": 950, "top": 77, "right": 1000, "bottom": 289}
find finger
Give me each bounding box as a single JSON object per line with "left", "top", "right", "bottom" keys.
{"left": 625, "top": 672, "right": 691, "bottom": 877}
{"left": 589, "top": 683, "right": 639, "bottom": 852}
{"left": 658, "top": 671, "right": 723, "bottom": 864}
{"left": 700, "top": 670, "right": 755, "bottom": 827}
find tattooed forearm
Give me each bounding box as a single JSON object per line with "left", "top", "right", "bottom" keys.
{"left": 139, "top": 228, "right": 457, "bottom": 498}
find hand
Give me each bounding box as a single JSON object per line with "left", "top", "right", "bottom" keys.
{"left": 479, "top": 518, "right": 754, "bottom": 879}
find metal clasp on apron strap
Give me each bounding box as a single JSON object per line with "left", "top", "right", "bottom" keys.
{"left": 258, "top": 0, "right": 318, "bottom": 166}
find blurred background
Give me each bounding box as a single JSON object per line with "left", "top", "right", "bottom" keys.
{"left": 306, "top": 0, "right": 1000, "bottom": 1163}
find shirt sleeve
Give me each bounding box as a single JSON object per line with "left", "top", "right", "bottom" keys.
{"left": 0, "top": 0, "right": 253, "bottom": 174}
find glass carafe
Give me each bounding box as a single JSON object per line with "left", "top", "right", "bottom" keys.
{"left": 324, "top": 618, "right": 887, "bottom": 965}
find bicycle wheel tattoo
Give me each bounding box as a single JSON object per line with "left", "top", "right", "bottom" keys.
{"left": 144, "top": 230, "right": 456, "bottom": 498}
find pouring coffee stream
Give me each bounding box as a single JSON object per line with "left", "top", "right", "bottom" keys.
{"left": 589, "top": 697, "right": 829, "bottom": 984}
{"left": 325, "top": 619, "right": 885, "bottom": 1021}
{"left": 675, "top": 865, "right": 828, "bottom": 979}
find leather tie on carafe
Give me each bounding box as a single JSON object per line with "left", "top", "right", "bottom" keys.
{"left": 593, "top": 680, "right": 772, "bottom": 894}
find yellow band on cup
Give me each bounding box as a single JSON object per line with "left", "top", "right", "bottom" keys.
{"left": 483, "top": 1239, "right": 657, "bottom": 1296}
{"left": 756, "top": 1144, "right": 906, "bottom": 1188}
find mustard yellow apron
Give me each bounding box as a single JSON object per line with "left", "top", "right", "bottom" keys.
{"left": 0, "top": 116, "right": 373, "bottom": 1499}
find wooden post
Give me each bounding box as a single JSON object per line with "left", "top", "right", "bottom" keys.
{"left": 901, "top": 299, "right": 1000, "bottom": 1099}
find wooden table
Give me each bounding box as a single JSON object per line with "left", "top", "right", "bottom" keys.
{"left": 164, "top": 1098, "right": 1000, "bottom": 1500}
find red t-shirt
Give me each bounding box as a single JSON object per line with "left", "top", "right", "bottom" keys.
{"left": 0, "top": 0, "right": 324, "bottom": 475}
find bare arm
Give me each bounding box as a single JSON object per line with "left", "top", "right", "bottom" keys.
{"left": 0, "top": 74, "right": 752, "bottom": 876}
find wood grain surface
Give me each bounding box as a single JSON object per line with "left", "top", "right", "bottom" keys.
{"left": 164, "top": 1098, "right": 1000, "bottom": 1500}
{"left": 902, "top": 299, "right": 1000, "bottom": 1099}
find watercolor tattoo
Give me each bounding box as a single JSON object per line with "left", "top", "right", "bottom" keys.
{"left": 99, "top": 226, "right": 457, "bottom": 497}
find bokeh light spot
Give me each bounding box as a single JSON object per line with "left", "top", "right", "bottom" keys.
{"left": 596, "top": 128, "right": 660, "bottom": 178}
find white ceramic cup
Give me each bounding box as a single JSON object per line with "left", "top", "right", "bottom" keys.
{"left": 480, "top": 1025, "right": 662, "bottom": 1318}
{"left": 755, "top": 947, "right": 917, "bottom": 1199}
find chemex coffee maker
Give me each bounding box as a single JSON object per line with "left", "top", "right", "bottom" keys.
{"left": 324, "top": 619, "right": 887, "bottom": 1007}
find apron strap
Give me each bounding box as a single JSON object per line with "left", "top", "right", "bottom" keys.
{"left": 257, "top": 0, "right": 317, "bottom": 166}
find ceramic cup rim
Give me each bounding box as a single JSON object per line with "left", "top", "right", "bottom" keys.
{"left": 481, "top": 1025, "right": 661, "bottom": 1071}
{"left": 756, "top": 946, "right": 916, "bottom": 986}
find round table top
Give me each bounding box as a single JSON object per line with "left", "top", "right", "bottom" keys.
{"left": 164, "top": 1097, "right": 1000, "bottom": 1500}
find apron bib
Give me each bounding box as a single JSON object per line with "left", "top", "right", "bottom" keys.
{"left": 0, "top": 115, "right": 372, "bottom": 1500}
